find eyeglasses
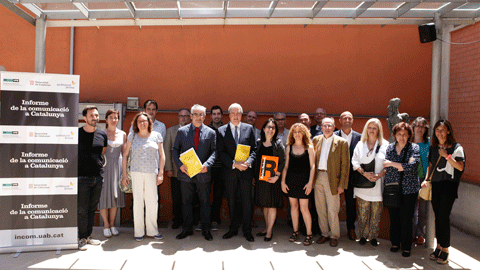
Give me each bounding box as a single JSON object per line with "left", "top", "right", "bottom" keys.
{"left": 179, "top": 115, "right": 190, "bottom": 118}
{"left": 322, "top": 124, "right": 334, "bottom": 128}
{"left": 265, "top": 126, "right": 276, "bottom": 130}
{"left": 192, "top": 113, "right": 204, "bottom": 118}
{"left": 275, "top": 118, "right": 285, "bottom": 121}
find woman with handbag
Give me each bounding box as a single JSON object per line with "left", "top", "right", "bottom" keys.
{"left": 254, "top": 119, "right": 286, "bottom": 242}
{"left": 383, "top": 122, "right": 420, "bottom": 257}
{"left": 99, "top": 109, "right": 126, "bottom": 238}
{"left": 351, "top": 118, "right": 388, "bottom": 246}
{"left": 422, "top": 120, "right": 465, "bottom": 264}
{"left": 122, "top": 112, "right": 165, "bottom": 241}
{"left": 411, "top": 117, "right": 430, "bottom": 245}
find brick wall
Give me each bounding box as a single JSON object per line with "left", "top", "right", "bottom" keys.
{"left": 450, "top": 22, "right": 480, "bottom": 185}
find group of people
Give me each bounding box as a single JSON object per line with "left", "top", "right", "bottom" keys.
{"left": 77, "top": 101, "right": 465, "bottom": 265}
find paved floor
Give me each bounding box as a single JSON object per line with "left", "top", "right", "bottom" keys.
{"left": 1, "top": 221, "right": 479, "bottom": 270}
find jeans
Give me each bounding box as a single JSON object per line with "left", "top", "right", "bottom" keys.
{"left": 78, "top": 176, "right": 103, "bottom": 239}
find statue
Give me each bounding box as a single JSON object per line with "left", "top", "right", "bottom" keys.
{"left": 387, "top": 98, "right": 409, "bottom": 142}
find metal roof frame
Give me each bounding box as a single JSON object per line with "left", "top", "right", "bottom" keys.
{"left": 2, "top": 0, "right": 480, "bottom": 27}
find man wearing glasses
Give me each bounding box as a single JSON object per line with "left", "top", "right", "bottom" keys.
{"left": 274, "top": 112, "right": 289, "bottom": 145}
{"left": 164, "top": 108, "right": 191, "bottom": 229}
{"left": 172, "top": 105, "right": 217, "bottom": 241}
{"left": 313, "top": 117, "right": 350, "bottom": 247}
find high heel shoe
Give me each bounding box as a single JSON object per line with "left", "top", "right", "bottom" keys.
{"left": 256, "top": 231, "right": 267, "bottom": 237}
{"left": 264, "top": 234, "right": 273, "bottom": 242}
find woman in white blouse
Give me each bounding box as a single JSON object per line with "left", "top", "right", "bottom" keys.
{"left": 351, "top": 118, "right": 388, "bottom": 246}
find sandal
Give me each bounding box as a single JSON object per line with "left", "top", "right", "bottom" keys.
{"left": 303, "top": 235, "right": 314, "bottom": 246}
{"left": 430, "top": 248, "right": 441, "bottom": 260}
{"left": 437, "top": 251, "right": 449, "bottom": 264}
{"left": 289, "top": 231, "right": 300, "bottom": 242}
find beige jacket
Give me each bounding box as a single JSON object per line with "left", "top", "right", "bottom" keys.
{"left": 313, "top": 134, "right": 350, "bottom": 195}
{"left": 164, "top": 124, "right": 181, "bottom": 178}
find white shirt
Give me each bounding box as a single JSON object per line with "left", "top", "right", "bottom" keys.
{"left": 229, "top": 122, "right": 242, "bottom": 143}
{"left": 351, "top": 140, "right": 388, "bottom": 202}
{"left": 340, "top": 129, "right": 353, "bottom": 147}
{"left": 318, "top": 135, "right": 334, "bottom": 170}
{"left": 277, "top": 128, "right": 289, "bottom": 146}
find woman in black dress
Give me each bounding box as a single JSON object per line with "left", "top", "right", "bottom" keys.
{"left": 281, "top": 123, "right": 316, "bottom": 245}
{"left": 254, "top": 118, "right": 286, "bottom": 241}
{"left": 422, "top": 120, "right": 465, "bottom": 264}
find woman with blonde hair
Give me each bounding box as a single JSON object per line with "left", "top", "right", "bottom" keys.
{"left": 281, "top": 123, "right": 316, "bottom": 245}
{"left": 351, "top": 118, "right": 388, "bottom": 246}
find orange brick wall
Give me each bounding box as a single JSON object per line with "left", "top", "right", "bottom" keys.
{"left": 449, "top": 22, "right": 480, "bottom": 185}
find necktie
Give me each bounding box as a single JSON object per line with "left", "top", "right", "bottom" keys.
{"left": 234, "top": 126, "right": 239, "bottom": 144}
{"left": 194, "top": 127, "right": 200, "bottom": 150}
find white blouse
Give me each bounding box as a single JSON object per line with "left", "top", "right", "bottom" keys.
{"left": 351, "top": 140, "right": 388, "bottom": 202}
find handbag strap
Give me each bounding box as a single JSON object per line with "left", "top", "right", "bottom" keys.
{"left": 398, "top": 142, "right": 411, "bottom": 186}
{"left": 427, "top": 155, "right": 442, "bottom": 182}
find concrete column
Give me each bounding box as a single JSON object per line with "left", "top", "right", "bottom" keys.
{"left": 426, "top": 13, "right": 443, "bottom": 250}
{"left": 440, "top": 23, "right": 453, "bottom": 120}
{"left": 35, "top": 14, "right": 47, "bottom": 73}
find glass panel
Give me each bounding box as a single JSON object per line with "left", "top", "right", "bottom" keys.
{"left": 134, "top": 1, "right": 178, "bottom": 9}
{"left": 84, "top": 2, "right": 128, "bottom": 10}
{"left": 276, "top": 1, "right": 316, "bottom": 9}
{"left": 455, "top": 3, "right": 480, "bottom": 10}
{"left": 180, "top": 1, "right": 224, "bottom": 9}
{"left": 228, "top": 1, "right": 271, "bottom": 9}
{"left": 412, "top": 2, "right": 445, "bottom": 10}
{"left": 35, "top": 3, "right": 76, "bottom": 11}
{"left": 369, "top": 2, "right": 403, "bottom": 10}
{"left": 323, "top": 2, "right": 362, "bottom": 9}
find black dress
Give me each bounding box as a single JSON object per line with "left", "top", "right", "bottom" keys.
{"left": 255, "top": 145, "right": 284, "bottom": 208}
{"left": 285, "top": 147, "right": 310, "bottom": 199}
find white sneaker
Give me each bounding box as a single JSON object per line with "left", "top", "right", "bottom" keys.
{"left": 87, "top": 236, "right": 101, "bottom": 245}
{"left": 78, "top": 238, "right": 87, "bottom": 251}
{"left": 110, "top": 227, "right": 119, "bottom": 236}
{"left": 103, "top": 228, "right": 112, "bottom": 238}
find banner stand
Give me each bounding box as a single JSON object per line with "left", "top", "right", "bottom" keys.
{"left": 0, "top": 71, "right": 79, "bottom": 254}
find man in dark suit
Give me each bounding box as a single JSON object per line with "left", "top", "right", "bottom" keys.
{"left": 334, "top": 111, "right": 361, "bottom": 241}
{"left": 172, "top": 104, "right": 217, "bottom": 241}
{"left": 310, "top": 107, "right": 338, "bottom": 138}
{"left": 217, "top": 103, "right": 257, "bottom": 242}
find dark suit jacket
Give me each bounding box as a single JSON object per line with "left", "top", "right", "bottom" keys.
{"left": 335, "top": 129, "right": 361, "bottom": 188}
{"left": 172, "top": 123, "right": 217, "bottom": 183}
{"left": 217, "top": 122, "right": 257, "bottom": 180}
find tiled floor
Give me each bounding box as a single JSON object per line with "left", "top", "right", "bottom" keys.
{"left": 2, "top": 221, "right": 479, "bottom": 270}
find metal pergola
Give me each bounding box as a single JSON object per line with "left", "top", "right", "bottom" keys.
{"left": 1, "top": 0, "right": 480, "bottom": 27}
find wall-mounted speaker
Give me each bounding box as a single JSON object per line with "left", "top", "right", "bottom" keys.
{"left": 418, "top": 24, "right": 437, "bottom": 43}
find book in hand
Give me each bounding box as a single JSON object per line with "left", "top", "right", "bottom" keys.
{"left": 259, "top": 155, "right": 279, "bottom": 181}
{"left": 179, "top": 148, "right": 202, "bottom": 178}
{"left": 234, "top": 144, "right": 251, "bottom": 162}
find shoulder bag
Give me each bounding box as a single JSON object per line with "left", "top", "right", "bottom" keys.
{"left": 419, "top": 155, "right": 441, "bottom": 201}
{"left": 353, "top": 144, "right": 381, "bottom": 188}
{"left": 383, "top": 143, "right": 410, "bottom": 208}
{"left": 119, "top": 133, "right": 134, "bottom": 193}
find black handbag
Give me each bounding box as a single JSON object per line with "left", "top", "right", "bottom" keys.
{"left": 353, "top": 145, "right": 381, "bottom": 188}
{"left": 383, "top": 143, "right": 410, "bottom": 208}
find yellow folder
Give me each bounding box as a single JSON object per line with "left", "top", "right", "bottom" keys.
{"left": 180, "top": 148, "right": 202, "bottom": 178}
{"left": 234, "top": 144, "right": 251, "bottom": 162}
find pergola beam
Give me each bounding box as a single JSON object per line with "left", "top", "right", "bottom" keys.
{"left": 267, "top": 1, "right": 278, "bottom": 19}
{"left": 394, "top": 2, "right": 420, "bottom": 18}
{"left": 312, "top": 1, "right": 327, "bottom": 18}
{"left": 0, "top": 0, "right": 35, "bottom": 25}
{"left": 73, "top": 2, "right": 89, "bottom": 18}
{"left": 351, "top": 1, "right": 375, "bottom": 19}
{"left": 125, "top": 2, "right": 135, "bottom": 18}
